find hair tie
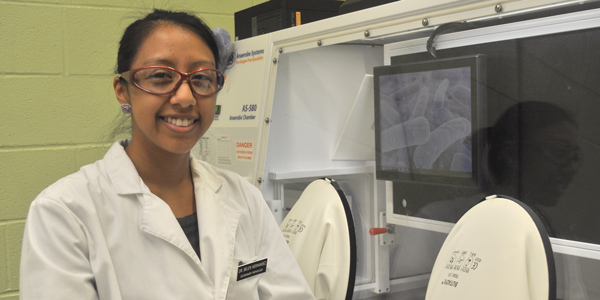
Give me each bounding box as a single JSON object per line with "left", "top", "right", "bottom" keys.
{"left": 212, "top": 28, "right": 232, "bottom": 72}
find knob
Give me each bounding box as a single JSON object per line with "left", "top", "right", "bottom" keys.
{"left": 369, "top": 228, "right": 387, "bottom": 235}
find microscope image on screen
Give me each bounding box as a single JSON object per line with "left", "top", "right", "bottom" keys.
{"left": 374, "top": 55, "right": 484, "bottom": 185}
{"left": 379, "top": 67, "right": 472, "bottom": 173}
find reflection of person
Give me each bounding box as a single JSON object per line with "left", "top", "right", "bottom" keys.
{"left": 486, "top": 101, "right": 581, "bottom": 209}
{"left": 20, "top": 10, "right": 314, "bottom": 299}
{"left": 487, "top": 102, "right": 588, "bottom": 300}
{"left": 416, "top": 101, "right": 581, "bottom": 226}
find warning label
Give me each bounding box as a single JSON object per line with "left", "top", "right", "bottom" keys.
{"left": 281, "top": 218, "right": 307, "bottom": 243}
{"left": 440, "top": 250, "right": 482, "bottom": 288}
{"left": 235, "top": 141, "right": 254, "bottom": 161}
{"left": 445, "top": 250, "right": 481, "bottom": 273}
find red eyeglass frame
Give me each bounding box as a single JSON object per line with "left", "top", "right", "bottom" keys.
{"left": 120, "top": 66, "right": 226, "bottom": 96}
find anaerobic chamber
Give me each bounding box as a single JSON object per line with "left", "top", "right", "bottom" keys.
{"left": 193, "top": 0, "right": 600, "bottom": 298}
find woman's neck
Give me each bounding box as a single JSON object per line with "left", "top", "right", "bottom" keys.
{"left": 126, "top": 141, "right": 190, "bottom": 185}
{"left": 125, "top": 138, "right": 196, "bottom": 218}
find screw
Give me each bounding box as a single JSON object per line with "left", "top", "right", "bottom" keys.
{"left": 317, "top": 40, "right": 322, "bottom": 46}
{"left": 272, "top": 58, "right": 277, "bottom": 64}
{"left": 257, "top": 177, "right": 263, "bottom": 184}
{"left": 495, "top": 4, "right": 503, "bottom": 12}
{"left": 422, "top": 18, "right": 429, "bottom": 26}
{"left": 364, "top": 30, "right": 370, "bottom": 37}
{"left": 265, "top": 117, "right": 271, "bottom": 124}
{"left": 278, "top": 48, "right": 283, "bottom": 53}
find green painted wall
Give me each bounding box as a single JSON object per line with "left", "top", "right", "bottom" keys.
{"left": 0, "top": 0, "right": 266, "bottom": 298}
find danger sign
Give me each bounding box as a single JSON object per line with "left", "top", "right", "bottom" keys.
{"left": 236, "top": 141, "right": 254, "bottom": 161}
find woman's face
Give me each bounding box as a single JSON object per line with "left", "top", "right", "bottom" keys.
{"left": 114, "top": 23, "right": 217, "bottom": 156}
{"left": 519, "top": 121, "right": 580, "bottom": 206}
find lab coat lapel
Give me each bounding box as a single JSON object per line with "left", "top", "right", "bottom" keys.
{"left": 106, "top": 140, "right": 202, "bottom": 264}
{"left": 192, "top": 159, "right": 241, "bottom": 299}
{"left": 107, "top": 141, "right": 214, "bottom": 290}
{"left": 138, "top": 185, "right": 202, "bottom": 265}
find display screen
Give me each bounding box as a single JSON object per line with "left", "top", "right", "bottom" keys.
{"left": 374, "top": 55, "right": 485, "bottom": 186}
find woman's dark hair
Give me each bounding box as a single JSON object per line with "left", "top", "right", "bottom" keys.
{"left": 115, "top": 9, "right": 219, "bottom": 74}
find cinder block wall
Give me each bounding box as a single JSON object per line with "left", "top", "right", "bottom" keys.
{"left": 0, "top": 0, "right": 265, "bottom": 298}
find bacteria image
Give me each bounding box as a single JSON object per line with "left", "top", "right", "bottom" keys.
{"left": 378, "top": 66, "right": 473, "bottom": 175}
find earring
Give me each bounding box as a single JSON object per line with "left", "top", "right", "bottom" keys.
{"left": 121, "top": 103, "right": 132, "bottom": 114}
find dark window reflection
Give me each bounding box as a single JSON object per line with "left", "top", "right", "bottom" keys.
{"left": 483, "top": 101, "right": 580, "bottom": 235}
{"left": 390, "top": 26, "right": 600, "bottom": 244}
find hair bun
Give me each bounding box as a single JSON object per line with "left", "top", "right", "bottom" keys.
{"left": 212, "top": 28, "right": 232, "bottom": 72}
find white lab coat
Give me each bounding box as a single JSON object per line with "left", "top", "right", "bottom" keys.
{"left": 20, "top": 140, "right": 315, "bottom": 300}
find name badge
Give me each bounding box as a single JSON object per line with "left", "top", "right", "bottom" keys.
{"left": 237, "top": 258, "right": 268, "bottom": 281}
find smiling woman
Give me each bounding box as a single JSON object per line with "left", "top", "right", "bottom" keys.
{"left": 19, "top": 9, "right": 315, "bottom": 300}
{"left": 115, "top": 23, "right": 219, "bottom": 158}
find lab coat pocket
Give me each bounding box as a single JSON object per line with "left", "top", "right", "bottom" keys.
{"left": 227, "top": 257, "right": 261, "bottom": 300}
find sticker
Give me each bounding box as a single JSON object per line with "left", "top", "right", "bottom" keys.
{"left": 235, "top": 141, "right": 254, "bottom": 161}
{"left": 235, "top": 50, "right": 265, "bottom": 65}
{"left": 214, "top": 105, "right": 221, "bottom": 121}
{"left": 217, "top": 136, "right": 233, "bottom": 165}
{"left": 237, "top": 258, "right": 267, "bottom": 281}
{"left": 196, "top": 136, "right": 213, "bottom": 162}
{"left": 228, "top": 104, "right": 258, "bottom": 122}
{"left": 281, "top": 218, "right": 307, "bottom": 243}
{"left": 441, "top": 250, "right": 482, "bottom": 288}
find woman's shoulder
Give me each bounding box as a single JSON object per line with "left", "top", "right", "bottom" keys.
{"left": 33, "top": 159, "right": 109, "bottom": 208}
{"left": 35, "top": 140, "right": 136, "bottom": 203}
{"left": 32, "top": 141, "right": 132, "bottom": 211}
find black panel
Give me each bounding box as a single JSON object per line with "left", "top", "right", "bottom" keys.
{"left": 234, "top": 0, "right": 343, "bottom": 40}
{"left": 386, "top": 23, "right": 600, "bottom": 244}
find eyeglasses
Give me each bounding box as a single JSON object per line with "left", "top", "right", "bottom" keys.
{"left": 120, "top": 66, "right": 225, "bottom": 96}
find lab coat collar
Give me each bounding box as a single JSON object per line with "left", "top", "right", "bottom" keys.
{"left": 190, "top": 158, "right": 223, "bottom": 194}
{"left": 104, "top": 139, "right": 144, "bottom": 195}
{"left": 104, "top": 139, "right": 224, "bottom": 195}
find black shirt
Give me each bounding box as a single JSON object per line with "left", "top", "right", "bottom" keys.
{"left": 177, "top": 212, "right": 200, "bottom": 260}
